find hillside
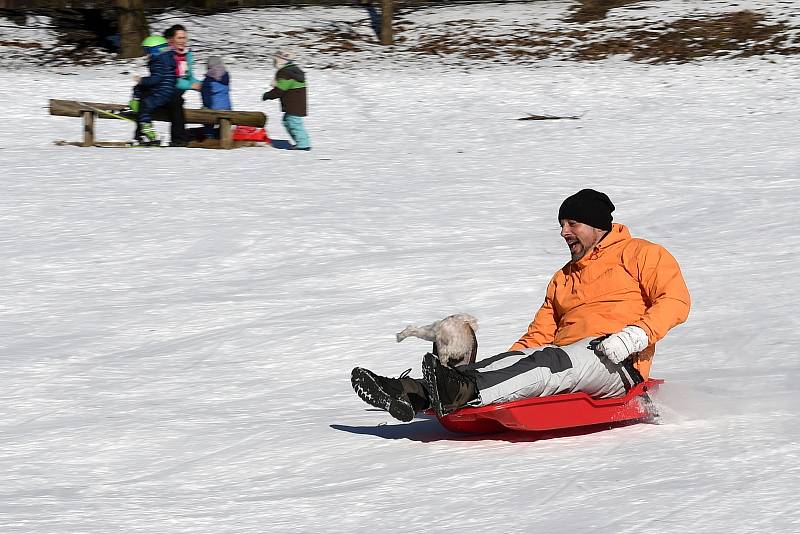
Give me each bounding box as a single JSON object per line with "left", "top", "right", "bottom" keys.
{"left": 1, "top": 0, "right": 799, "bottom": 68}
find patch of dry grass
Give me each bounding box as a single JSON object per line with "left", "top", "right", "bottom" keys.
{"left": 0, "top": 40, "right": 41, "bottom": 48}
{"left": 575, "top": 11, "right": 800, "bottom": 62}
{"left": 358, "top": 9, "right": 800, "bottom": 65}
{"left": 4, "top": 4, "right": 799, "bottom": 67}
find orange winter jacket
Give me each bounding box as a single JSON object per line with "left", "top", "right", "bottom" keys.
{"left": 509, "top": 223, "right": 691, "bottom": 379}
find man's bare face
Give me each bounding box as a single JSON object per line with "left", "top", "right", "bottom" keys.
{"left": 560, "top": 219, "right": 606, "bottom": 262}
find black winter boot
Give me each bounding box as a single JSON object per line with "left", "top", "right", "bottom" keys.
{"left": 422, "top": 352, "right": 478, "bottom": 417}
{"left": 351, "top": 367, "right": 430, "bottom": 422}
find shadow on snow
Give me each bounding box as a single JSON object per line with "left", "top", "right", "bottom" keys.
{"left": 331, "top": 411, "right": 645, "bottom": 443}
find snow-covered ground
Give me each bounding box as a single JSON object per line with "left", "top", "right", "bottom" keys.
{"left": 2, "top": 2, "right": 800, "bottom": 533}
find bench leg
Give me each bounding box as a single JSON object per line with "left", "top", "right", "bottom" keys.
{"left": 82, "top": 111, "right": 95, "bottom": 147}
{"left": 219, "top": 118, "right": 232, "bottom": 149}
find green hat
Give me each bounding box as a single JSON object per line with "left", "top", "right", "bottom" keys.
{"left": 141, "top": 35, "right": 168, "bottom": 48}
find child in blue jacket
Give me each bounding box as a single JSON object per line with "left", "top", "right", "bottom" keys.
{"left": 133, "top": 35, "right": 177, "bottom": 145}
{"left": 201, "top": 56, "right": 232, "bottom": 139}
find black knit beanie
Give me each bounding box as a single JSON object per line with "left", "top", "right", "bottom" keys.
{"left": 558, "top": 189, "right": 615, "bottom": 231}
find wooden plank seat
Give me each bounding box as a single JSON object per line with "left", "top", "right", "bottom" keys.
{"left": 49, "top": 98, "right": 267, "bottom": 149}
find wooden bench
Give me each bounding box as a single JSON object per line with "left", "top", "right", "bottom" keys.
{"left": 49, "top": 98, "right": 267, "bottom": 149}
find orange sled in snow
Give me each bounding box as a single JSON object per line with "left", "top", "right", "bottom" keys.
{"left": 434, "top": 379, "right": 663, "bottom": 434}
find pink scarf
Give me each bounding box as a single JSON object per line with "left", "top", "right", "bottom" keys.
{"left": 171, "top": 45, "right": 189, "bottom": 77}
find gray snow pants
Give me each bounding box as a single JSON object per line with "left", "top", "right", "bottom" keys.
{"left": 461, "top": 338, "right": 637, "bottom": 406}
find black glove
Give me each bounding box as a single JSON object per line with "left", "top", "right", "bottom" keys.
{"left": 261, "top": 92, "right": 270, "bottom": 101}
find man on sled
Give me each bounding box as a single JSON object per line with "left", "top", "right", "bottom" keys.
{"left": 351, "top": 189, "right": 691, "bottom": 421}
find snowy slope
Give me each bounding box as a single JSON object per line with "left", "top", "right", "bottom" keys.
{"left": 2, "top": 2, "right": 800, "bottom": 533}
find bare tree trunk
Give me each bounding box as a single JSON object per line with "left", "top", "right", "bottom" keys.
{"left": 115, "top": 0, "right": 149, "bottom": 59}
{"left": 380, "top": 0, "right": 394, "bottom": 45}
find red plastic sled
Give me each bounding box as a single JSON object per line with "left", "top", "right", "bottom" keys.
{"left": 233, "top": 125, "right": 270, "bottom": 143}
{"left": 435, "top": 379, "right": 663, "bottom": 434}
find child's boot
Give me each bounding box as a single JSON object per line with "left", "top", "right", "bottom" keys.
{"left": 139, "top": 122, "right": 160, "bottom": 146}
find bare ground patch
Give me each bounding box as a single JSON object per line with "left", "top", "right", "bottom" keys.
{"left": 575, "top": 11, "right": 800, "bottom": 62}
{"left": 392, "top": 10, "right": 800, "bottom": 65}
{"left": 568, "top": 0, "right": 648, "bottom": 24}
{"left": 0, "top": 40, "right": 41, "bottom": 48}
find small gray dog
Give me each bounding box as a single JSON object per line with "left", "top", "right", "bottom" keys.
{"left": 396, "top": 313, "right": 478, "bottom": 368}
